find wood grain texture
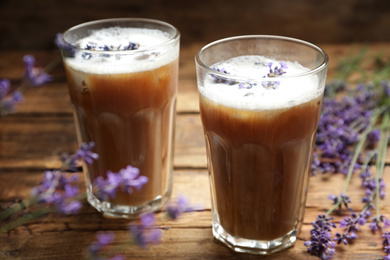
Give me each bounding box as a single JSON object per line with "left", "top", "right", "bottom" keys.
{"left": 0, "top": 44, "right": 390, "bottom": 259}
{"left": 1, "top": 168, "right": 389, "bottom": 259}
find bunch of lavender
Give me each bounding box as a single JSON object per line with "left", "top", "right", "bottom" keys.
{"left": 305, "top": 51, "right": 390, "bottom": 259}
{"left": 0, "top": 55, "right": 52, "bottom": 116}
{"left": 0, "top": 140, "right": 198, "bottom": 259}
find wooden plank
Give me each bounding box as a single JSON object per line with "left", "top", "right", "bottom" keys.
{"left": 2, "top": 44, "right": 390, "bottom": 116}
{"left": 1, "top": 44, "right": 390, "bottom": 260}
{"left": 0, "top": 115, "right": 78, "bottom": 169}
{"left": 2, "top": 167, "right": 389, "bottom": 221}
{"left": 0, "top": 114, "right": 207, "bottom": 169}
{"left": 1, "top": 167, "right": 389, "bottom": 259}
{"left": 1, "top": 112, "right": 389, "bottom": 170}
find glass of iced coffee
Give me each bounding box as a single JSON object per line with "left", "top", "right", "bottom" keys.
{"left": 59, "top": 18, "right": 179, "bottom": 218}
{"left": 195, "top": 36, "right": 328, "bottom": 254}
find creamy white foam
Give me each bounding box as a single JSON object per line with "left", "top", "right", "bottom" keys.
{"left": 64, "top": 27, "right": 178, "bottom": 74}
{"left": 199, "top": 55, "right": 323, "bottom": 110}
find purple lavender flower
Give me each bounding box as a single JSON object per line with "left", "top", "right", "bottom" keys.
{"left": 238, "top": 82, "right": 253, "bottom": 89}
{"left": 29, "top": 142, "right": 100, "bottom": 214}
{"left": 382, "top": 215, "right": 390, "bottom": 229}
{"left": 305, "top": 215, "right": 336, "bottom": 259}
{"left": 55, "top": 33, "right": 76, "bottom": 57}
{"left": 311, "top": 85, "right": 378, "bottom": 175}
{"left": 61, "top": 142, "right": 98, "bottom": 172}
{"left": 30, "top": 170, "right": 81, "bottom": 214}
{"left": 384, "top": 232, "right": 390, "bottom": 249}
{"left": 123, "top": 42, "right": 139, "bottom": 50}
{"left": 0, "top": 79, "right": 10, "bottom": 99}
{"left": 369, "top": 217, "right": 379, "bottom": 232}
{"left": 0, "top": 79, "right": 24, "bottom": 115}
{"left": 210, "top": 67, "right": 237, "bottom": 85}
{"left": 261, "top": 81, "right": 280, "bottom": 90}
{"left": 129, "top": 212, "right": 162, "bottom": 247}
{"left": 60, "top": 200, "right": 82, "bottom": 214}
{"left": 75, "top": 142, "right": 99, "bottom": 164}
{"left": 166, "top": 195, "right": 193, "bottom": 220}
{"left": 371, "top": 215, "right": 390, "bottom": 232}
{"left": 335, "top": 212, "right": 368, "bottom": 246}
{"left": 0, "top": 91, "right": 23, "bottom": 115}
{"left": 339, "top": 216, "right": 359, "bottom": 232}
{"left": 328, "top": 193, "right": 351, "bottom": 212}
{"left": 23, "top": 55, "right": 52, "bottom": 87}
{"left": 366, "top": 129, "right": 381, "bottom": 148}
{"left": 266, "top": 61, "right": 288, "bottom": 77}
{"left": 93, "top": 165, "right": 148, "bottom": 201}
{"left": 88, "top": 231, "right": 124, "bottom": 259}
{"left": 119, "top": 165, "right": 148, "bottom": 193}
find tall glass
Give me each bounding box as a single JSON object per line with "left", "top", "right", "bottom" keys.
{"left": 195, "top": 36, "right": 328, "bottom": 254}
{"left": 60, "top": 18, "right": 180, "bottom": 218}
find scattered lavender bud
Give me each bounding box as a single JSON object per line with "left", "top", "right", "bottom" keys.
{"left": 238, "top": 82, "right": 253, "bottom": 89}
{"left": 266, "top": 61, "right": 288, "bottom": 77}
{"left": 166, "top": 195, "right": 193, "bottom": 220}
{"left": 88, "top": 231, "right": 118, "bottom": 258}
{"left": 129, "top": 212, "right": 162, "bottom": 247}
{"left": 210, "top": 67, "right": 236, "bottom": 85}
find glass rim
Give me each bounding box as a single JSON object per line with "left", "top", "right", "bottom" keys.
{"left": 62, "top": 18, "right": 180, "bottom": 55}
{"left": 195, "top": 35, "right": 329, "bottom": 82}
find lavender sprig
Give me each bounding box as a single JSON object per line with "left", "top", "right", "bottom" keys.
{"left": 23, "top": 55, "right": 52, "bottom": 87}
{"left": 304, "top": 215, "right": 336, "bottom": 259}
{"left": 0, "top": 142, "right": 98, "bottom": 234}
{"left": 307, "top": 49, "right": 390, "bottom": 259}
{"left": 0, "top": 55, "right": 52, "bottom": 116}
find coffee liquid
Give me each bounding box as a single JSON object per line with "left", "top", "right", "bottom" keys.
{"left": 199, "top": 55, "right": 322, "bottom": 240}
{"left": 64, "top": 27, "right": 178, "bottom": 206}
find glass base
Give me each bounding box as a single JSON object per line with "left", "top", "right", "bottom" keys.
{"left": 87, "top": 190, "right": 171, "bottom": 218}
{"left": 212, "top": 221, "right": 296, "bottom": 255}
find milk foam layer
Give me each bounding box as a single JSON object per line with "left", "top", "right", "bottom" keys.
{"left": 200, "top": 55, "right": 323, "bottom": 110}
{"left": 64, "top": 27, "right": 178, "bottom": 74}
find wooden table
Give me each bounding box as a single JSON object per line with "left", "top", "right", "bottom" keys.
{"left": 0, "top": 43, "right": 389, "bottom": 260}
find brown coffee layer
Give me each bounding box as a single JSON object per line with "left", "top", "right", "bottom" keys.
{"left": 200, "top": 93, "right": 322, "bottom": 240}
{"left": 65, "top": 59, "right": 178, "bottom": 205}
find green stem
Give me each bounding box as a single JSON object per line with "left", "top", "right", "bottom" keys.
{"left": 0, "top": 207, "right": 54, "bottom": 234}
{"left": 0, "top": 198, "right": 37, "bottom": 221}
{"left": 374, "top": 111, "right": 390, "bottom": 220}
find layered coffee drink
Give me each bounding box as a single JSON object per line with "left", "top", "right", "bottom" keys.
{"left": 196, "top": 41, "right": 328, "bottom": 254}
{"left": 61, "top": 19, "right": 179, "bottom": 217}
